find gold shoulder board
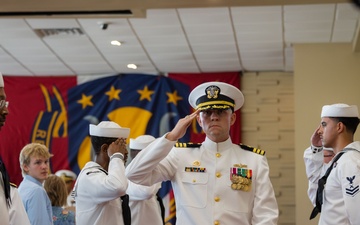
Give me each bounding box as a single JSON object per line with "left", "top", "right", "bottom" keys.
{"left": 239, "top": 144, "right": 265, "bottom": 156}
{"left": 175, "top": 142, "right": 202, "bottom": 148}
{"left": 10, "top": 182, "right": 17, "bottom": 188}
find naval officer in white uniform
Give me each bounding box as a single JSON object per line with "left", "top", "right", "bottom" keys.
{"left": 0, "top": 72, "right": 10, "bottom": 225}
{"left": 126, "top": 81, "right": 278, "bottom": 225}
{"left": 0, "top": 73, "right": 30, "bottom": 225}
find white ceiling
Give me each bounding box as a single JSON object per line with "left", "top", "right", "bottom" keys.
{"left": 0, "top": 3, "right": 359, "bottom": 76}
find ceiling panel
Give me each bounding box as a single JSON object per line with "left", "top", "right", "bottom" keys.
{"left": 0, "top": 2, "right": 359, "bottom": 76}
{"left": 130, "top": 9, "right": 197, "bottom": 73}
{"left": 179, "top": 7, "right": 241, "bottom": 72}
{"left": 231, "top": 6, "right": 283, "bottom": 71}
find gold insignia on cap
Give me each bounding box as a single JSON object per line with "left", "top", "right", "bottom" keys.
{"left": 206, "top": 85, "right": 220, "bottom": 99}
{"left": 193, "top": 160, "right": 201, "bottom": 166}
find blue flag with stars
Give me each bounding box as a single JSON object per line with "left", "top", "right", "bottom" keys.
{"left": 1, "top": 72, "right": 239, "bottom": 225}
{"left": 67, "top": 74, "right": 190, "bottom": 173}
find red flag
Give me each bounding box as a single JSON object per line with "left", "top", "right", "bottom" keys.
{"left": 0, "top": 76, "right": 76, "bottom": 185}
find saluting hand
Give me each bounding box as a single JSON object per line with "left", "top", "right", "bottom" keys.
{"left": 311, "top": 126, "right": 322, "bottom": 147}
{"left": 107, "top": 138, "right": 128, "bottom": 158}
{"left": 166, "top": 110, "right": 199, "bottom": 141}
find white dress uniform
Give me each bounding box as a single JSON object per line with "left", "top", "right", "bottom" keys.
{"left": 0, "top": 173, "right": 10, "bottom": 225}
{"left": 74, "top": 157, "right": 128, "bottom": 225}
{"left": 127, "top": 181, "right": 163, "bottom": 225}
{"left": 319, "top": 141, "right": 360, "bottom": 225}
{"left": 126, "top": 135, "right": 279, "bottom": 225}
{"left": 303, "top": 146, "right": 330, "bottom": 206}
{"left": 9, "top": 185, "right": 31, "bottom": 225}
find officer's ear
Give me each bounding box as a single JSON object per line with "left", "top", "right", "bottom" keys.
{"left": 196, "top": 113, "right": 203, "bottom": 128}
{"left": 230, "top": 111, "right": 236, "bottom": 126}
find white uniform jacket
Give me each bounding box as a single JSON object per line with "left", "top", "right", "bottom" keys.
{"left": 74, "top": 157, "right": 128, "bottom": 225}
{"left": 9, "top": 185, "right": 31, "bottom": 225}
{"left": 319, "top": 141, "right": 360, "bottom": 225}
{"left": 303, "top": 147, "right": 330, "bottom": 206}
{"left": 0, "top": 173, "right": 9, "bottom": 225}
{"left": 126, "top": 135, "right": 278, "bottom": 225}
{"left": 127, "top": 181, "right": 163, "bottom": 225}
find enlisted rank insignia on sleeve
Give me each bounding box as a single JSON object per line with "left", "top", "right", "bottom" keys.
{"left": 239, "top": 144, "right": 265, "bottom": 156}
{"left": 10, "top": 182, "right": 17, "bottom": 188}
{"left": 175, "top": 142, "right": 202, "bottom": 148}
{"left": 345, "top": 175, "right": 359, "bottom": 197}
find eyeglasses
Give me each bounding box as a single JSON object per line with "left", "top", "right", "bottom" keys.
{"left": 0, "top": 100, "right": 9, "bottom": 109}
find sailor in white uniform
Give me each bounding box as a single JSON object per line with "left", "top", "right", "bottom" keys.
{"left": 127, "top": 135, "right": 164, "bottom": 225}
{"left": 73, "top": 121, "right": 130, "bottom": 225}
{"left": 310, "top": 103, "right": 360, "bottom": 225}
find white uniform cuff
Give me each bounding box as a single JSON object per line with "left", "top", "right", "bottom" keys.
{"left": 310, "top": 145, "right": 323, "bottom": 153}
{"left": 110, "top": 153, "right": 124, "bottom": 161}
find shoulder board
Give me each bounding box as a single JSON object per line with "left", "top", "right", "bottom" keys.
{"left": 175, "top": 142, "right": 202, "bottom": 148}
{"left": 239, "top": 144, "right": 266, "bottom": 156}
{"left": 10, "top": 182, "right": 17, "bottom": 188}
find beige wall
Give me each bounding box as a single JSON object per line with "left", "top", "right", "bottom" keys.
{"left": 241, "top": 72, "right": 295, "bottom": 224}
{"left": 294, "top": 43, "right": 360, "bottom": 225}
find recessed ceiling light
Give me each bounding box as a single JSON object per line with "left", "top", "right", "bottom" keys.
{"left": 111, "top": 40, "right": 122, "bottom": 46}
{"left": 127, "top": 64, "right": 137, "bottom": 69}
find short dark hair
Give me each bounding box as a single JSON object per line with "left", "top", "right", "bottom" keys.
{"left": 331, "top": 117, "right": 360, "bottom": 134}
{"left": 91, "top": 136, "right": 117, "bottom": 155}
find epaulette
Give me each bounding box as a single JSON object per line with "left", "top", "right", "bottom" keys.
{"left": 10, "top": 182, "right": 17, "bottom": 188}
{"left": 239, "top": 144, "right": 266, "bottom": 156}
{"left": 175, "top": 142, "right": 202, "bottom": 148}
